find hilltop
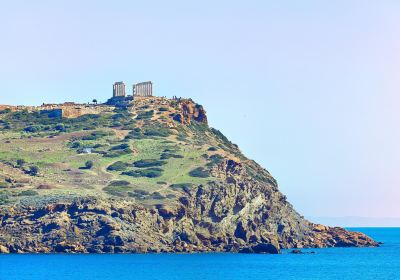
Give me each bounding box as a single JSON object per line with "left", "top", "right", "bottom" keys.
{"left": 0, "top": 97, "right": 377, "bottom": 253}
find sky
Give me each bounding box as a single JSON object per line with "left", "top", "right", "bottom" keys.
{"left": 1, "top": 0, "right": 399, "bottom": 220}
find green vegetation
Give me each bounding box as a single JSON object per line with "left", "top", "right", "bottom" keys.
{"left": 16, "top": 159, "right": 26, "bottom": 167}
{"left": 160, "top": 153, "right": 183, "bottom": 160}
{"left": 188, "top": 167, "right": 209, "bottom": 178}
{"left": 136, "top": 110, "right": 154, "bottom": 120}
{"left": 206, "top": 154, "right": 224, "bottom": 167}
{"left": 29, "top": 166, "right": 39, "bottom": 176}
{"left": 18, "top": 190, "right": 39, "bottom": 196}
{"left": 107, "top": 161, "right": 130, "bottom": 171}
{"left": 133, "top": 159, "right": 166, "bottom": 168}
{"left": 107, "top": 180, "right": 130, "bottom": 187}
{"left": 122, "top": 168, "right": 163, "bottom": 178}
{"left": 0, "top": 98, "right": 229, "bottom": 206}
{"left": 84, "top": 160, "right": 93, "bottom": 169}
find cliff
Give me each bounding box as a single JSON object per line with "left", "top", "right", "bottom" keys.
{"left": 0, "top": 97, "right": 377, "bottom": 253}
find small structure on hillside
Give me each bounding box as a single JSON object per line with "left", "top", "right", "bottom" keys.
{"left": 113, "top": 81, "right": 126, "bottom": 97}
{"left": 133, "top": 81, "right": 153, "bottom": 97}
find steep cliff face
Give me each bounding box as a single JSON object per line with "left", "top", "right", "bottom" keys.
{"left": 0, "top": 97, "right": 377, "bottom": 253}
{"left": 0, "top": 159, "right": 376, "bottom": 253}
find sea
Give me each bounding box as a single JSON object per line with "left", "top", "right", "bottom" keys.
{"left": 0, "top": 228, "right": 399, "bottom": 280}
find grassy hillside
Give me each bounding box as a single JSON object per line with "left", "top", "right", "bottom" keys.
{"left": 0, "top": 97, "right": 245, "bottom": 207}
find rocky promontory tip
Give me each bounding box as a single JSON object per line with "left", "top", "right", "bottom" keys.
{"left": 0, "top": 96, "right": 378, "bottom": 253}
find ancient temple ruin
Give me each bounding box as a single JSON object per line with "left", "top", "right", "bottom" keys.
{"left": 133, "top": 81, "right": 153, "bottom": 97}
{"left": 113, "top": 81, "right": 126, "bottom": 97}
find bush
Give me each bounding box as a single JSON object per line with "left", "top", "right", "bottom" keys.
{"left": 160, "top": 153, "right": 184, "bottom": 160}
{"left": 81, "top": 130, "right": 112, "bottom": 141}
{"left": 122, "top": 168, "right": 163, "bottom": 178}
{"left": 103, "top": 144, "right": 133, "bottom": 158}
{"left": 208, "top": 146, "right": 218, "bottom": 151}
{"left": 128, "top": 189, "right": 150, "bottom": 200}
{"left": 85, "top": 160, "right": 94, "bottom": 169}
{"left": 107, "top": 180, "right": 130, "bottom": 186}
{"left": 70, "top": 142, "right": 81, "bottom": 148}
{"left": 189, "top": 167, "right": 209, "bottom": 178}
{"left": 206, "top": 154, "right": 224, "bottom": 167}
{"left": 110, "top": 143, "right": 130, "bottom": 150}
{"left": 16, "top": 159, "right": 25, "bottom": 167}
{"left": 24, "top": 125, "right": 42, "bottom": 133}
{"left": 149, "top": 192, "right": 165, "bottom": 200}
{"left": 133, "top": 159, "right": 166, "bottom": 168}
{"left": 136, "top": 110, "right": 154, "bottom": 120}
{"left": 29, "top": 166, "right": 39, "bottom": 176}
{"left": 170, "top": 183, "right": 193, "bottom": 192}
{"left": 107, "top": 161, "right": 129, "bottom": 171}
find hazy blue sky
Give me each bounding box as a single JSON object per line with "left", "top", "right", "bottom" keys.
{"left": 1, "top": 0, "right": 399, "bottom": 219}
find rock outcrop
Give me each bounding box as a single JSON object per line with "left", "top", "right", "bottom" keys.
{"left": 0, "top": 159, "right": 377, "bottom": 253}
{"left": 173, "top": 99, "right": 208, "bottom": 125}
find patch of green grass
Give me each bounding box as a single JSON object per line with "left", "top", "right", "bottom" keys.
{"left": 18, "top": 190, "right": 39, "bottom": 196}
{"left": 103, "top": 184, "right": 133, "bottom": 196}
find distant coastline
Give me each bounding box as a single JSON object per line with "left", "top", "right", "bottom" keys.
{"left": 308, "top": 216, "right": 400, "bottom": 227}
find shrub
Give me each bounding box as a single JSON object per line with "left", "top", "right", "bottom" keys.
{"left": 24, "top": 125, "right": 42, "bottom": 133}
{"left": 208, "top": 146, "right": 218, "bottom": 151}
{"left": 206, "top": 154, "right": 224, "bottom": 167}
{"left": 136, "top": 110, "right": 154, "bottom": 120}
{"left": 159, "top": 107, "right": 169, "bottom": 112}
{"left": 107, "top": 161, "right": 129, "bottom": 171}
{"left": 133, "top": 159, "right": 166, "bottom": 168}
{"left": 107, "top": 180, "right": 130, "bottom": 186}
{"left": 110, "top": 143, "right": 130, "bottom": 150}
{"left": 103, "top": 144, "right": 133, "bottom": 158}
{"left": 170, "top": 183, "right": 193, "bottom": 192}
{"left": 16, "top": 159, "right": 25, "bottom": 167}
{"left": 122, "top": 168, "right": 163, "bottom": 178}
{"left": 128, "top": 189, "right": 150, "bottom": 200}
{"left": 55, "top": 124, "right": 66, "bottom": 131}
{"left": 85, "top": 160, "right": 94, "bottom": 169}
{"left": 29, "top": 166, "right": 39, "bottom": 176}
{"left": 81, "top": 130, "right": 112, "bottom": 141}
{"left": 189, "top": 167, "right": 209, "bottom": 178}
{"left": 70, "top": 142, "right": 81, "bottom": 148}
{"left": 160, "top": 153, "right": 184, "bottom": 160}
{"left": 149, "top": 192, "right": 165, "bottom": 200}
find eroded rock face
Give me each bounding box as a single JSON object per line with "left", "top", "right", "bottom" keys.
{"left": 0, "top": 160, "right": 377, "bottom": 254}
{"left": 173, "top": 99, "right": 208, "bottom": 125}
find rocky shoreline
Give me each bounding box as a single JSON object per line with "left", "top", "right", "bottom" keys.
{"left": 0, "top": 160, "right": 377, "bottom": 254}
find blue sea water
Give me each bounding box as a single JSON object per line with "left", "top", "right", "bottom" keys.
{"left": 0, "top": 228, "right": 399, "bottom": 280}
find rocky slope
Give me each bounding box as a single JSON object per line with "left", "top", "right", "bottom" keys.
{"left": 0, "top": 97, "right": 378, "bottom": 253}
